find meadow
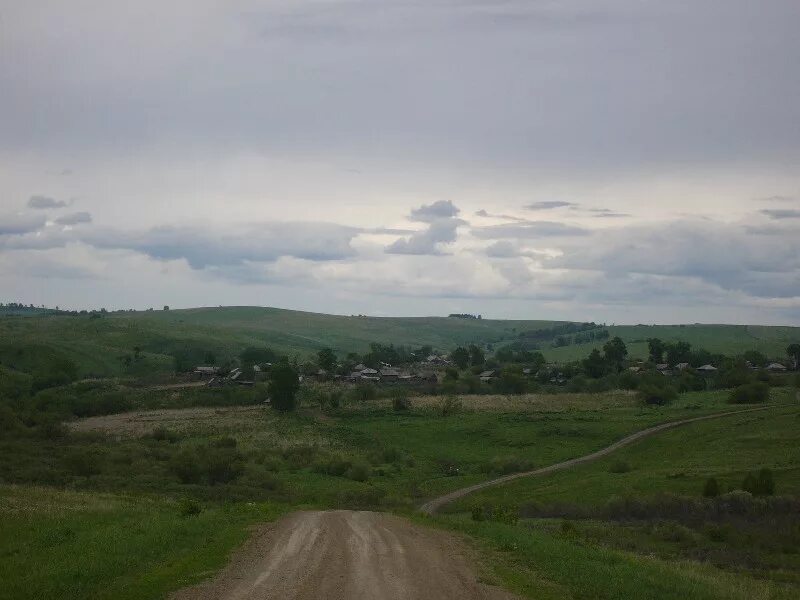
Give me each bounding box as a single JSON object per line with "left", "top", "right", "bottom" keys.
{"left": 1, "top": 307, "right": 797, "bottom": 380}
{"left": 2, "top": 382, "right": 799, "bottom": 599}
{"left": 2, "top": 308, "right": 800, "bottom": 599}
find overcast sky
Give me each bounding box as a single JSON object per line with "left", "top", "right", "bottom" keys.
{"left": 1, "top": 0, "right": 799, "bottom": 323}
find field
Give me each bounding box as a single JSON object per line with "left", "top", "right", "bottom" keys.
{"left": 2, "top": 308, "right": 800, "bottom": 599}
{"left": 1, "top": 307, "right": 798, "bottom": 379}
{"left": 2, "top": 381, "right": 800, "bottom": 598}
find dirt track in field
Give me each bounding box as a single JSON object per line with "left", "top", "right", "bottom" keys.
{"left": 170, "top": 510, "right": 518, "bottom": 600}
{"left": 420, "top": 405, "right": 779, "bottom": 514}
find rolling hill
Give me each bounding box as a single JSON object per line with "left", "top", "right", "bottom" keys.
{"left": 0, "top": 306, "right": 797, "bottom": 379}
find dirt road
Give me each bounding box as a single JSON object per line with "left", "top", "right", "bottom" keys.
{"left": 420, "top": 405, "right": 780, "bottom": 514}
{"left": 171, "top": 510, "right": 518, "bottom": 600}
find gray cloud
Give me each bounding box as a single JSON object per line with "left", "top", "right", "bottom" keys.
{"left": 385, "top": 219, "right": 461, "bottom": 255}
{"left": 484, "top": 240, "right": 547, "bottom": 259}
{"left": 550, "top": 219, "right": 800, "bottom": 298}
{"left": 761, "top": 209, "right": 800, "bottom": 219}
{"left": 27, "top": 195, "right": 68, "bottom": 209}
{"left": 472, "top": 221, "right": 590, "bottom": 239}
{"left": 474, "top": 209, "right": 527, "bottom": 221}
{"left": 525, "top": 201, "right": 577, "bottom": 211}
{"left": 409, "top": 200, "right": 460, "bottom": 222}
{"left": 82, "top": 222, "right": 360, "bottom": 269}
{"left": 55, "top": 212, "right": 93, "bottom": 226}
{"left": 0, "top": 213, "right": 47, "bottom": 235}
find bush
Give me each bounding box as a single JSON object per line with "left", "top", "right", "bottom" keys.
{"left": 391, "top": 388, "right": 411, "bottom": 412}
{"left": 703, "top": 477, "right": 720, "bottom": 498}
{"left": 152, "top": 427, "right": 180, "bottom": 443}
{"left": 179, "top": 498, "right": 202, "bottom": 517}
{"left": 481, "top": 456, "right": 534, "bottom": 475}
{"left": 608, "top": 460, "right": 632, "bottom": 474}
{"left": 344, "top": 461, "right": 371, "bottom": 482}
{"left": 742, "top": 468, "right": 775, "bottom": 496}
{"left": 439, "top": 395, "right": 462, "bottom": 417}
{"left": 638, "top": 381, "right": 677, "bottom": 405}
{"left": 170, "top": 444, "right": 243, "bottom": 485}
{"left": 350, "top": 383, "right": 378, "bottom": 403}
{"left": 729, "top": 382, "right": 769, "bottom": 404}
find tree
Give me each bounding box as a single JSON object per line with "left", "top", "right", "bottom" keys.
{"left": 468, "top": 344, "right": 485, "bottom": 367}
{"left": 268, "top": 361, "right": 300, "bottom": 411}
{"left": 787, "top": 343, "right": 800, "bottom": 370}
{"left": 451, "top": 346, "right": 470, "bottom": 369}
{"left": 703, "top": 477, "right": 720, "bottom": 498}
{"left": 163, "top": 305, "right": 170, "bottom": 311}
{"left": 603, "top": 337, "right": 628, "bottom": 371}
{"left": 647, "top": 338, "right": 666, "bottom": 363}
{"left": 317, "top": 348, "right": 337, "bottom": 372}
{"left": 665, "top": 341, "right": 691, "bottom": 366}
{"left": 582, "top": 349, "right": 608, "bottom": 378}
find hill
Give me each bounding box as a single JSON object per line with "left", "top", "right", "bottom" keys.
{"left": 0, "top": 306, "right": 797, "bottom": 379}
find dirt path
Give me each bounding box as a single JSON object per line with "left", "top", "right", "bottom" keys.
{"left": 420, "top": 405, "right": 781, "bottom": 514}
{"left": 171, "top": 510, "right": 518, "bottom": 600}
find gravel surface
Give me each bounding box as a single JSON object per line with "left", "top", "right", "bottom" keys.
{"left": 170, "top": 510, "right": 519, "bottom": 600}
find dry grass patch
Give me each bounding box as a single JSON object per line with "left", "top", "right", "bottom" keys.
{"left": 409, "top": 391, "right": 638, "bottom": 412}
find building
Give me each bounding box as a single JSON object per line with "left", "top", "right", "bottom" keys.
{"left": 696, "top": 364, "right": 717, "bottom": 373}
{"left": 766, "top": 362, "right": 787, "bottom": 372}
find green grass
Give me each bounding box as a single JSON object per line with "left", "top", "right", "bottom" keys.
{"left": 2, "top": 306, "right": 797, "bottom": 379}
{"left": 448, "top": 395, "right": 800, "bottom": 512}
{"left": 545, "top": 324, "right": 799, "bottom": 362}
{"left": 0, "top": 486, "right": 286, "bottom": 600}
{"left": 2, "top": 384, "right": 799, "bottom": 598}
{"left": 430, "top": 515, "right": 797, "bottom": 599}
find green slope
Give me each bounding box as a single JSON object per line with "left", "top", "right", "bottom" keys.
{"left": 0, "top": 306, "right": 797, "bottom": 378}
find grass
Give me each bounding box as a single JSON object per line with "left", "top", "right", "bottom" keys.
{"left": 431, "top": 515, "right": 798, "bottom": 599}
{"left": 0, "top": 485, "right": 286, "bottom": 600}
{"left": 1, "top": 382, "right": 798, "bottom": 598}
{"left": 447, "top": 395, "right": 800, "bottom": 511}
{"left": 544, "top": 323, "right": 799, "bottom": 363}
{"left": 2, "top": 307, "right": 797, "bottom": 379}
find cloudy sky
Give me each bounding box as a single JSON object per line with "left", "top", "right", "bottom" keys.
{"left": 1, "top": 0, "right": 799, "bottom": 323}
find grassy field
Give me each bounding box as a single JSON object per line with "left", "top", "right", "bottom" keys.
{"left": 1, "top": 354, "right": 799, "bottom": 599}
{"left": 0, "top": 486, "right": 286, "bottom": 600}
{"left": 1, "top": 307, "right": 797, "bottom": 379}
{"left": 545, "top": 324, "right": 799, "bottom": 362}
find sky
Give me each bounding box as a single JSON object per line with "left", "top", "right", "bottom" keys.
{"left": 1, "top": 0, "right": 799, "bottom": 324}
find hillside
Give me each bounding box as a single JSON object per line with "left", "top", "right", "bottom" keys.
{"left": 0, "top": 306, "right": 797, "bottom": 379}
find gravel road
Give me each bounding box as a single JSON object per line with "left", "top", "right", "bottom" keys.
{"left": 171, "top": 510, "right": 519, "bottom": 600}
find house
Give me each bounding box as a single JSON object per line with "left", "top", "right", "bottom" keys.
{"left": 479, "top": 370, "right": 496, "bottom": 383}
{"left": 675, "top": 363, "right": 690, "bottom": 371}
{"left": 628, "top": 366, "right": 642, "bottom": 373}
{"left": 696, "top": 364, "right": 717, "bottom": 373}
{"left": 353, "top": 363, "right": 367, "bottom": 372}
{"left": 193, "top": 366, "right": 220, "bottom": 377}
{"left": 766, "top": 362, "right": 787, "bottom": 372}
{"left": 380, "top": 368, "right": 400, "bottom": 381}
{"left": 359, "top": 367, "right": 380, "bottom": 381}
{"left": 656, "top": 364, "right": 669, "bottom": 371}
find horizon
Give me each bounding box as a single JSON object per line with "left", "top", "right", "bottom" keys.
{"left": 2, "top": 1, "right": 799, "bottom": 325}
{"left": 4, "top": 301, "right": 800, "bottom": 329}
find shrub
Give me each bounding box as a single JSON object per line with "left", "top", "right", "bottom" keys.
{"left": 481, "top": 456, "right": 534, "bottom": 475}
{"left": 729, "top": 382, "right": 769, "bottom": 404}
{"left": 742, "top": 468, "right": 775, "bottom": 496}
{"left": 64, "top": 448, "right": 101, "bottom": 477}
{"left": 350, "top": 383, "right": 377, "bottom": 403}
{"left": 170, "top": 444, "right": 243, "bottom": 485}
{"left": 439, "top": 395, "right": 462, "bottom": 417}
{"left": 703, "top": 477, "right": 720, "bottom": 498}
{"left": 152, "top": 427, "right": 180, "bottom": 443}
{"left": 391, "top": 389, "right": 411, "bottom": 412}
{"left": 344, "top": 461, "right": 371, "bottom": 482}
{"left": 638, "top": 381, "right": 677, "bottom": 405}
{"left": 471, "top": 505, "right": 485, "bottom": 521}
{"left": 179, "top": 498, "right": 202, "bottom": 517}
{"left": 608, "top": 460, "right": 632, "bottom": 474}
